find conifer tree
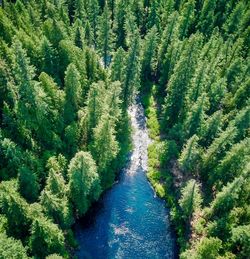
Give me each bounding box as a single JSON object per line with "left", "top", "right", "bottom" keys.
{"left": 111, "top": 47, "right": 125, "bottom": 82}
{"left": 40, "top": 156, "right": 73, "bottom": 229}
{"left": 178, "top": 0, "right": 195, "bottom": 39}
{"left": 40, "top": 36, "right": 59, "bottom": 83}
{"left": 141, "top": 26, "right": 158, "bottom": 82}
{"left": 0, "top": 180, "right": 31, "bottom": 240}
{"left": 87, "top": 0, "right": 100, "bottom": 46}
{"left": 197, "top": 0, "right": 216, "bottom": 36}
{"left": 68, "top": 151, "right": 101, "bottom": 216}
{"left": 0, "top": 232, "right": 28, "bottom": 259}
{"left": 146, "top": 0, "right": 159, "bottom": 30}
{"left": 178, "top": 135, "right": 201, "bottom": 173}
{"left": 203, "top": 126, "right": 237, "bottom": 174}
{"left": 158, "top": 20, "right": 176, "bottom": 73}
{"left": 97, "top": 4, "right": 114, "bottom": 68}
{"left": 18, "top": 166, "right": 40, "bottom": 203}
{"left": 200, "top": 110, "right": 222, "bottom": 147}
{"left": 63, "top": 63, "right": 81, "bottom": 124}
{"left": 184, "top": 94, "right": 208, "bottom": 139}
{"left": 29, "top": 217, "right": 66, "bottom": 258}
{"left": 179, "top": 179, "right": 202, "bottom": 222}
{"left": 73, "top": 20, "right": 85, "bottom": 49}
{"left": 85, "top": 81, "right": 107, "bottom": 138}
{"left": 91, "top": 114, "right": 119, "bottom": 187}
{"left": 211, "top": 138, "right": 250, "bottom": 188}
{"left": 114, "top": 0, "right": 127, "bottom": 48}
{"left": 223, "top": 1, "right": 247, "bottom": 38}
{"left": 163, "top": 34, "right": 202, "bottom": 128}
{"left": 122, "top": 31, "right": 141, "bottom": 109}
{"left": 74, "top": 0, "right": 86, "bottom": 21}
{"left": 84, "top": 20, "right": 94, "bottom": 47}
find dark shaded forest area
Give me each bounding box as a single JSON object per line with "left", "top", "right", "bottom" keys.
{"left": 0, "top": 0, "right": 249, "bottom": 258}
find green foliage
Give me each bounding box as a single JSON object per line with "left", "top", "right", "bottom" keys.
{"left": 68, "top": 151, "right": 101, "bottom": 216}
{"left": 178, "top": 135, "right": 201, "bottom": 173}
{"left": 97, "top": 4, "right": 114, "bottom": 68}
{"left": 141, "top": 26, "right": 158, "bottom": 82}
{"left": 0, "top": 0, "right": 249, "bottom": 257}
{"left": 63, "top": 63, "right": 81, "bottom": 124}
{"left": 0, "top": 180, "right": 31, "bottom": 240}
{"left": 91, "top": 114, "right": 119, "bottom": 188}
{"left": 179, "top": 179, "right": 202, "bottom": 221}
{"left": 181, "top": 237, "right": 222, "bottom": 259}
{"left": 0, "top": 232, "right": 28, "bottom": 259}
{"left": 18, "top": 166, "right": 40, "bottom": 203}
{"left": 231, "top": 224, "right": 250, "bottom": 258}
{"left": 121, "top": 30, "right": 141, "bottom": 109}
{"left": 29, "top": 217, "right": 66, "bottom": 258}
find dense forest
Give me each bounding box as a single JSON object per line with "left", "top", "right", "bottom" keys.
{"left": 0, "top": 0, "right": 249, "bottom": 258}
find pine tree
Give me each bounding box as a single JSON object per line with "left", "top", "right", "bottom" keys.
{"left": 197, "top": 0, "right": 216, "bottom": 36}
{"left": 39, "top": 72, "right": 65, "bottom": 135}
{"left": 0, "top": 232, "right": 28, "bottom": 259}
{"left": 85, "top": 81, "right": 107, "bottom": 139}
{"left": 111, "top": 47, "right": 125, "bottom": 82}
{"left": 122, "top": 31, "right": 141, "bottom": 109}
{"left": 178, "top": 0, "right": 195, "bottom": 39}
{"left": 184, "top": 94, "right": 208, "bottom": 139}
{"left": 84, "top": 20, "right": 94, "bottom": 47}
{"left": 74, "top": 0, "right": 86, "bottom": 21}
{"left": 208, "top": 173, "right": 249, "bottom": 218}
{"left": 40, "top": 155, "right": 73, "bottom": 229}
{"left": 114, "top": 0, "right": 127, "bottom": 48}
{"left": 146, "top": 0, "right": 159, "bottom": 30}
{"left": 158, "top": 36, "right": 182, "bottom": 93}
{"left": 231, "top": 224, "right": 250, "bottom": 258}
{"left": 97, "top": 4, "right": 114, "bottom": 68}
{"left": 73, "top": 20, "right": 85, "bottom": 49}
{"left": 203, "top": 126, "right": 237, "bottom": 174}
{"left": 0, "top": 138, "right": 24, "bottom": 179}
{"left": 181, "top": 237, "right": 222, "bottom": 259}
{"left": 91, "top": 114, "right": 119, "bottom": 188}
{"left": 179, "top": 179, "right": 202, "bottom": 222}
{"left": 40, "top": 189, "right": 73, "bottom": 229}
{"left": 68, "top": 151, "right": 101, "bottom": 216}
{"left": 223, "top": 1, "right": 248, "bottom": 38}
{"left": 211, "top": 138, "right": 250, "bottom": 189}
{"left": 178, "top": 135, "right": 201, "bottom": 173}
{"left": 43, "top": 18, "right": 67, "bottom": 48}
{"left": 87, "top": 0, "right": 100, "bottom": 46}
{"left": 0, "top": 180, "right": 31, "bottom": 240}
{"left": 29, "top": 217, "right": 66, "bottom": 258}
{"left": 157, "top": 12, "right": 178, "bottom": 75}
{"left": 106, "top": 81, "right": 122, "bottom": 123}
{"left": 40, "top": 36, "right": 60, "bottom": 83}
{"left": 141, "top": 26, "right": 158, "bottom": 82}
{"left": 163, "top": 34, "right": 202, "bottom": 128}
{"left": 63, "top": 63, "right": 81, "bottom": 124}
{"left": 200, "top": 110, "right": 223, "bottom": 147}
{"left": 18, "top": 166, "right": 40, "bottom": 203}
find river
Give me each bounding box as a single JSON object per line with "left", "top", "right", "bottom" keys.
{"left": 74, "top": 100, "right": 177, "bottom": 259}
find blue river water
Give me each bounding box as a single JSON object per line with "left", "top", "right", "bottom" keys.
{"left": 74, "top": 102, "right": 177, "bottom": 259}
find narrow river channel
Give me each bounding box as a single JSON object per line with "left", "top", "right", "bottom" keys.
{"left": 74, "top": 100, "right": 177, "bottom": 259}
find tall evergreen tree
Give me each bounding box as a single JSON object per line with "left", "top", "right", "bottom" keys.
{"left": 141, "top": 26, "right": 158, "bottom": 82}
{"left": 63, "top": 63, "right": 81, "bottom": 124}
{"left": 163, "top": 34, "right": 202, "bottom": 129}
{"left": 122, "top": 31, "right": 141, "bottom": 109}
{"left": 91, "top": 114, "right": 119, "bottom": 188}
{"left": 97, "top": 4, "right": 114, "bottom": 68}
{"left": 68, "top": 151, "right": 101, "bottom": 216}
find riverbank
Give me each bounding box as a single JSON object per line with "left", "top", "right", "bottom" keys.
{"left": 73, "top": 100, "right": 177, "bottom": 258}
{"left": 141, "top": 83, "right": 188, "bottom": 253}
